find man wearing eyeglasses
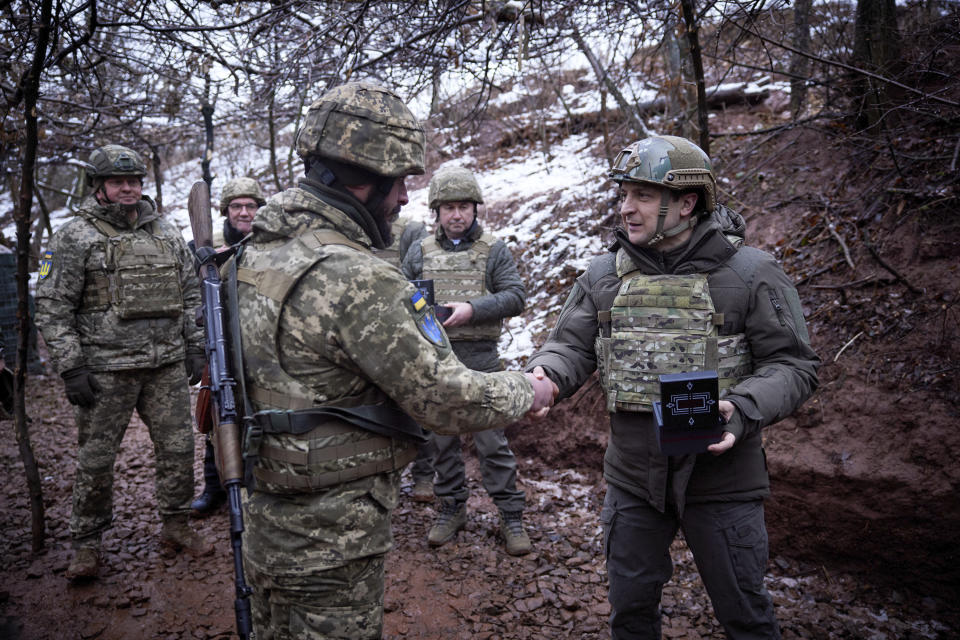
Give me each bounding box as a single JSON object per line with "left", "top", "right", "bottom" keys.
{"left": 191, "top": 177, "right": 266, "bottom": 516}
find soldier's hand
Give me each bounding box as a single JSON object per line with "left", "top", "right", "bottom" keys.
{"left": 62, "top": 367, "right": 101, "bottom": 407}
{"left": 524, "top": 366, "right": 558, "bottom": 420}
{"left": 442, "top": 301, "right": 474, "bottom": 328}
{"left": 185, "top": 350, "right": 207, "bottom": 386}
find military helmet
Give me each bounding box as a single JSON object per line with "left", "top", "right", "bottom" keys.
{"left": 428, "top": 166, "right": 484, "bottom": 209}
{"left": 219, "top": 177, "right": 266, "bottom": 216}
{"left": 609, "top": 135, "right": 716, "bottom": 212}
{"left": 295, "top": 81, "right": 425, "bottom": 179}
{"left": 87, "top": 144, "right": 147, "bottom": 180}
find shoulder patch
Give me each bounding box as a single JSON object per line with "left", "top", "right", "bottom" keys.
{"left": 39, "top": 250, "right": 54, "bottom": 280}
{"left": 418, "top": 311, "right": 446, "bottom": 347}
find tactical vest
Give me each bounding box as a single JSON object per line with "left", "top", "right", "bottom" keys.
{"left": 80, "top": 217, "right": 183, "bottom": 319}
{"left": 595, "top": 251, "right": 753, "bottom": 413}
{"left": 420, "top": 232, "right": 501, "bottom": 341}
{"left": 236, "top": 229, "right": 415, "bottom": 494}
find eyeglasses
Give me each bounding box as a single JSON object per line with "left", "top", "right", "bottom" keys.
{"left": 228, "top": 203, "right": 259, "bottom": 213}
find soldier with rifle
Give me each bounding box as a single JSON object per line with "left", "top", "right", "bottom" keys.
{"left": 218, "top": 81, "right": 556, "bottom": 638}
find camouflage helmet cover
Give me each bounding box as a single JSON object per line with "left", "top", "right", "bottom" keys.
{"left": 219, "top": 177, "right": 266, "bottom": 216}
{"left": 86, "top": 144, "right": 147, "bottom": 188}
{"left": 609, "top": 135, "right": 716, "bottom": 212}
{"left": 295, "top": 81, "right": 425, "bottom": 179}
{"left": 428, "top": 166, "right": 484, "bottom": 209}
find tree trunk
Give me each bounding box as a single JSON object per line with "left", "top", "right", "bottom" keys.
{"left": 678, "top": 0, "right": 710, "bottom": 154}
{"left": 201, "top": 73, "right": 215, "bottom": 188}
{"left": 267, "top": 89, "right": 283, "bottom": 193}
{"left": 852, "top": 0, "right": 902, "bottom": 130}
{"left": 150, "top": 144, "right": 164, "bottom": 213}
{"left": 15, "top": 0, "right": 53, "bottom": 554}
{"left": 790, "top": 0, "right": 813, "bottom": 117}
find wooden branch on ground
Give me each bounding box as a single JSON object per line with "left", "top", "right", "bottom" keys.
{"left": 863, "top": 231, "right": 922, "bottom": 295}
{"left": 827, "top": 220, "right": 855, "bottom": 270}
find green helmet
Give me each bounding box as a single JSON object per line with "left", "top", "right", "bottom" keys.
{"left": 86, "top": 144, "right": 147, "bottom": 189}
{"left": 219, "top": 177, "right": 266, "bottom": 216}
{"left": 428, "top": 166, "right": 484, "bottom": 209}
{"left": 295, "top": 81, "right": 425, "bottom": 178}
{"left": 609, "top": 135, "right": 716, "bottom": 212}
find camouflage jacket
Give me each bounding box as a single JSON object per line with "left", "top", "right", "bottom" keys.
{"left": 401, "top": 221, "right": 525, "bottom": 371}
{"left": 36, "top": 195, "right": 202, "bottom": 374}
{"left": 527, "top": 207, "right": 819, "bottom": 512}
{"left": 239, "top": 186, "right": 534, "bottom": 433}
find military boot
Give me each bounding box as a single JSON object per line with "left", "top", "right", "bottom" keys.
{"left": 190, "top": 484, "right": 227, "bottom": 516}
{"left": 65, "top": 547, "right": 100, "bottom": 582}
{"left": 499, "top": 509, "right": 532, "bottom": 556}
{"left": 160, "top": 515, "right": 214, "bottom": 556}
{"left": 428, "top": 498, "right": 466, "bottom": 547}
{"left": 411, "top": 476, "right": 434, "bottom": 503}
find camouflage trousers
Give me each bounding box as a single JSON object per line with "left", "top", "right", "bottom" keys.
{"left": 243, "top": 473, "right": 400, "bottom": 639}
{"left": 70, "top": 361, "right": 194, "bottom": 544}
{"left": 247, "top": 555, "right": 385, "bottom": 640}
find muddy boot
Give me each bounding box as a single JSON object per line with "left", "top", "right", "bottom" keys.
{"left": 499, "top": 509, "right": 532, "bottom": 556}
{"left": 428, "top": 498, "right": 466, "bottom": 547}
{"left": 411, "top": 476, "right": 434, "bottom": 503}
{"left": 161, "top": 515, "right": 214, "bottom": 557}
{"left": 65, "top": 547, "right": 100, "bottom": 582}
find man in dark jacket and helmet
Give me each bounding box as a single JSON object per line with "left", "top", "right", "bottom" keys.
{"left": 235, "top": 81, "right": 556, "bottom": 638}
{"left": 526, "top": 135, "right": 819, "bottom": 639}
{"left": 402, "top": 166, "right": 531, "bottom": 556}
{"left": 36, "top": 144, "right": 211, "bottom": 582}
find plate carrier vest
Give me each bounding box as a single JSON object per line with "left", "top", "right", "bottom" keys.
{"left": 595, "top": 250, "right": 753, "bottom": 413}
{"left": 236, "top": 229, "right": 416, "bottom": 494}
{"left": 80, "top": 217, "right": 183, "bottom": 319}
{"left": 420, "top": 232, "right": 501, "bottom": 341}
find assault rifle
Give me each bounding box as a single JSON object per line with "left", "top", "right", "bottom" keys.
{"left": 187, "top": 181, "right": 252, "bottom": 639}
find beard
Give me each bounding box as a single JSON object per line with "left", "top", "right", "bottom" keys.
{"left": 375, "top": 203, "right": 402, "bottom": 246}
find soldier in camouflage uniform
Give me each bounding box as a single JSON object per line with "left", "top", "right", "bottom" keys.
{"left": 36, "top": 145, "right": 212, "bottom": 582}
{"left": 402, "top": 166, "right": 531, "bottom": 555}
{"left": 526, "top": 136, "right": 820, "bottom": 639}
{"left": 235, "top": 81, "right": 556, "bottom": 639}
{"left": 191, "top": 176, "right": 267, "bottom": 516}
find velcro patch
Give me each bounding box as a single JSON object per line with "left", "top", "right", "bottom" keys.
{"left": 39, "top": 250, "right": 53, "bottom": 280}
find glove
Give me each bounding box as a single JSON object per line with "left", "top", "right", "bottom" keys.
{"left": 185, "top": 350, "right": 207, "bottom": 386}
{"left": 62, "top": 367, "right": 101, "bottom": 407}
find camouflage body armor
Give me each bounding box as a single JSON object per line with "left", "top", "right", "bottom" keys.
{"left": 420, "top": 232, "right": 501, "bottom": 341}
{"left": 80, "top": 216, "right": 183, "bottom": 320}
{"left": 596, "top": 250, "right": 752, "bottom": 413}
{"left": 236, "top": 230, "right": 416, "bottom": 494}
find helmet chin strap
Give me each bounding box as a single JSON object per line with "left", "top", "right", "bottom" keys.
{"left": 645, "top": 189, "right": 696, "bottom": 247}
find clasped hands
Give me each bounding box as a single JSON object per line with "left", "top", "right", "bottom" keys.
{"left": 523, "top": 365, "right": 558, "bottom": 420}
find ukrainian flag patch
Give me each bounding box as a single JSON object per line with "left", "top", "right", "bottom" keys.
{"left": 411, "top": 290, "right": 427, "bottom": 312}
{"left": 39, "top": 250, "right": 53, "bottom": 280}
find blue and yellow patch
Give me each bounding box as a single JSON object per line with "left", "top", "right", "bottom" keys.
{"left": 418, "top": 310, "right": 445, "bottom": 347}
{"left": 410, "top": 290, "right": 446, "bottom": 347}
{"left": 38, "top": 250, "right": 54, "bottom": 280}
{"left": 411, "top": 290, "right": 427, "bottom": 312}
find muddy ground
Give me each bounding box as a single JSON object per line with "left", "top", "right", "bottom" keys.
{"left": 0, "top": 366, "right": 955, "bottom": 639}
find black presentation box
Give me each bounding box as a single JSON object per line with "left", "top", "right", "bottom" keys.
{"left": 653, "top": 370, "right": 725, "bottom": 455}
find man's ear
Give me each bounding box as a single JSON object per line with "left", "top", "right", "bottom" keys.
{"left": 679, "top": 192, "right": 699, "bottom": 217}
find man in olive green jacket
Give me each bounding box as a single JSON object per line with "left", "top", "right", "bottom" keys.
{"left": 527, "top": 136, "right": 819, "bottom": 639}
